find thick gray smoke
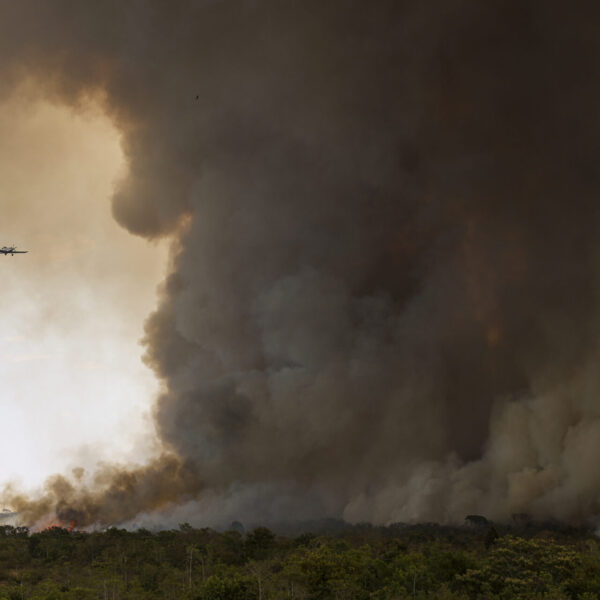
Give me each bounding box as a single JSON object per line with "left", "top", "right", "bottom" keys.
{"left": 2, "top": 1, "right": 600, "bottom": 526}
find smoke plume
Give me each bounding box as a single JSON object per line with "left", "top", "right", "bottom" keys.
{"left": 2, "top": 0, "right": 600, "bottom": 527}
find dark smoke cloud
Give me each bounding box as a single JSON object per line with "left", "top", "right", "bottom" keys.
{"left": 2, "top": 0, "right": 600, "bottom": 527}
{"left": 5, "top": 456, "right": 200, "bottom": 527}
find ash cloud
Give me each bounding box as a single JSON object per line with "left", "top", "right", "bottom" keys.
{"left": 2, "top": 1, "right": 600, "bottom": 526}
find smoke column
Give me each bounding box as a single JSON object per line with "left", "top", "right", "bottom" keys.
{"left": 2, "top": 0, "right": 600, "bottom": 526}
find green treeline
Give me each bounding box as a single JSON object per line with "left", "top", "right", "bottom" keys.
{"left": 0, "top": 520, "right": 598, "bottom": 599}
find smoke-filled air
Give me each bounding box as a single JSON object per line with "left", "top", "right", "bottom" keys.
{"left": 1, "top": 1, "right": 600, "bottom": 529}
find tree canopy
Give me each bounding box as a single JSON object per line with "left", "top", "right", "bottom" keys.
{"left": 0, "top": 521, "right": 596, "bottom": 599}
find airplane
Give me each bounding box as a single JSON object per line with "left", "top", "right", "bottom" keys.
{"left": 0, "top": 246, "right": 28, "bottom": 256}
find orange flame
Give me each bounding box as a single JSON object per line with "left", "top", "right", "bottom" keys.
{"left": 39, "top": 518, "right": 76, "bottom": 533}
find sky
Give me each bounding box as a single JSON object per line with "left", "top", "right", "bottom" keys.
{"left": 0, "top": 84, "right": 166, "bottom": 492}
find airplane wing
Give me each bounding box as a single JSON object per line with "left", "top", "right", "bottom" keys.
{"left": 12, "top": 251, "right": 27, "bottom": 254}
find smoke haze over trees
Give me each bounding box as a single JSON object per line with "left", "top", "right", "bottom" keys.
{"left": 1, "top": 1, "right": 600, "bottom": 527}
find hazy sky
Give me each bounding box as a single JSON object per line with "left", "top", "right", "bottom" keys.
{"left": 0, "top": 84, "right": 166, "bottom": 491}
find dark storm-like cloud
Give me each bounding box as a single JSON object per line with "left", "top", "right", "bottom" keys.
{"left": 2, "top": 0, "right": 600, "bottom": 526}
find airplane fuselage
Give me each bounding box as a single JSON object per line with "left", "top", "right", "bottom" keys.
{"left": 0, "top": 246, "right": 28, "bottom": 256}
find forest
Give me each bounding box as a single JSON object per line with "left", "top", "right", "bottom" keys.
{"left": 0, "top": 518, "right": 598, "bottom": 599}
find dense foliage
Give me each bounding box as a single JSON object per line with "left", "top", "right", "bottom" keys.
{"left": 0, "top": 520, "right": 598, "bottom": 599}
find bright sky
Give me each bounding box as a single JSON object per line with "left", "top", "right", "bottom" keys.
{"left": 0, "top": 88, "right": 167, "bottom": 491}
